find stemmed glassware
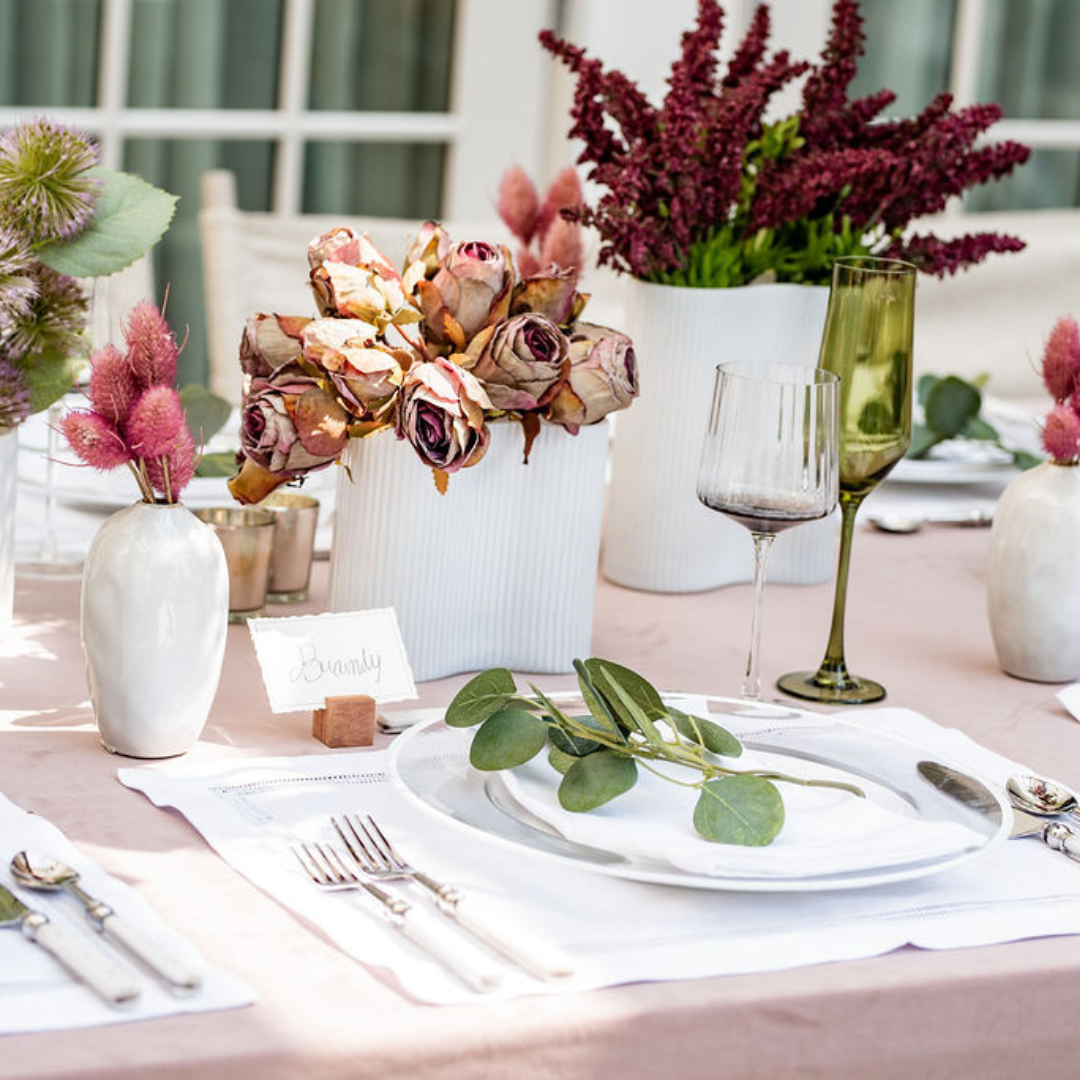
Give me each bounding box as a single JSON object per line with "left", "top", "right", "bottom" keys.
{"left": 778, "top": 256, "right": 916, "bottom": 704}
{"left": 696, "top": 361, "right": 839, "bottom": 700}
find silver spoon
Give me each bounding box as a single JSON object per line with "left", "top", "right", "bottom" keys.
{"left": 867, "top": 508, "right": 994, "bottom": 534}
{"left": 11, "top": 851, "right": 201, "bottom": 993}
{"left": 1006, "top": 774, "right": 1080, "bottom": 823}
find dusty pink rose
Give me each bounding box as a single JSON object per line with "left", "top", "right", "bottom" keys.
{"left": 308, "top": 226, "right": 399, "bottom": 282}
{"left": 414, "top": 240, "right": 513, "bottom": 351}
{"left": 547, "top": 322, "right": 638, "bottom": 432}
{"left": 397, "top": 357, "right": 491, "bottom": 473}
{"left": 402, "top": 220, "right": 452, "bottom": 290}
{"left": 510, "top": 267, "right": 587, "bottom": 326}
{"left": 240, "top": 314, "right": 311, "bottom": 377}
{"left": 462, "top": 313, "right": 569, "bottom": 412}
{"left": 301, "top": 318, "right": 408, "bottom": 417}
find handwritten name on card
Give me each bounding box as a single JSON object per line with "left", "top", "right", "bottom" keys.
{"left": 248, "top": 609, "right": 417, "bottom": 713}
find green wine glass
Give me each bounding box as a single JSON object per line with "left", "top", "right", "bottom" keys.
{"left": 777, "top": 256, "right": 916, "bottom": 704}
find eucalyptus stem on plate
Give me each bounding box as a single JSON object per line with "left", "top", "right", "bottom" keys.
{"left": 446, "top": 658, "right": 863, "bottom": 846}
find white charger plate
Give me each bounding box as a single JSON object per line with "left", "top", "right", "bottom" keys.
{"left": 386, "top": 694, "right": 1010, "bottom": 892}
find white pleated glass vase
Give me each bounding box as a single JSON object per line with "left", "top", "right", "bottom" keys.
{"left": 329, "top": 421, "right": 609, "bottom": 681}
{"left": 602, "top": 280, "right": 836, "bottom": 593}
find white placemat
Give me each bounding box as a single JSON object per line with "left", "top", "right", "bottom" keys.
{"left": 118, "top": 706, "right": 1080, "bottom": 1005}
{"left": 0, "top": 793, "right": 254, "bottom": 1035}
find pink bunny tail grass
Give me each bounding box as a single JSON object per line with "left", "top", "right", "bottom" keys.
{"left": 124, "top": 300, "right": 179, "bottom": 389}
{"left": 1042, "top": 403, "right": 1080, "bottom": 463}
{"left": 497, "top": 165, "right": 540, "bottom": 244}
{"left": 125, "top": 385, "right": 185, "bottom": 458}
{"left": 1042, "top": 316, "right": 1080, "bottom": 402}
{"left": 87, "top": 342, "right": 138, "bottom": 426}
{"left": 536, "top": 166, "right": 584, "bottom": 239}
{"left": 60, "top": 409, "right": 131, "bottom": 470}
{"left": 516, "top": 247, "right": 542, "bottom": 279}
{"left": 540, "top": 215, "right": 584, "bottom": 274}
{"left": 144, "top": 422, "right": 196, "bottom": 501}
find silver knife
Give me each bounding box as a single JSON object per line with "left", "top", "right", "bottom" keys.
{"left": 0, "top": 883, "right": 141, "bottom": 1006}
{"left": 918, "top": 761, "right": 1080, "bottom": 863}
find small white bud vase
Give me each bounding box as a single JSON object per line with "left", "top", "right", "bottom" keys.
{"left": 987, "top": 460, "right": 1080, "bottom": 682}
{"left": 81, "top": 502, "right": 229, "bottom": 757}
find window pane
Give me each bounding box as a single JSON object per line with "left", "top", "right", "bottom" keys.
{"left": 308, "top": 0, "right": 454, "bottom": 112}
{"left": 0, "top": 0, "right": 100, "bottom": 107}
{"left": 966, "top": 149, "right": 1080, "bottom": 212}
{"left": 977, "top": 0, "right": 1080, "bottom": 120}
{"left": 123, "top": 138, "right": 276, "bottom": 387}
{"left": 303, "top": 141, "right": 445, "bottom": 220}
{"left": 850, "top": 0, "right": 955, "bottom": 118}
{"left": 127, "top": 0, "right": 283, "bottom": 109}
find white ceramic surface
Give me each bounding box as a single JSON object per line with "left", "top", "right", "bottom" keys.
{"left": 602, "top": 280, "right": 836, "bottom": 593}
{"left": 329, "top": 421, "right": 608, "bottom": 681}
{"left": 0, "top": 427, "right": 15, "bottom": 637}
{"left": 81, "top": 502, "right": 229, "bottom": 757}
{"left": 988, "top": 461, "right": 1080, "bottom": 682}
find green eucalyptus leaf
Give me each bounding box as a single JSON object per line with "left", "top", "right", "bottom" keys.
{"left": 572, "top": 660, "right": 626, "bottom": 741}
{"left": 693, "top": 775, "right": 784, "bottom": 846}
{"left": 469, "top": 707, "right": 548, "bottom": 771}
{"left": 194, "top": 450, "right": 238, "bottom": 478}
{"left": 445, "top": 668, "right": 517, "bottom": 728}
{"left": 594, "top": 666, "right": 663, "bottom": 744}
{"left": 558, "top": 750, "right": 638, "bottom": 812}
{"left": 583, "top": 658, "right": 666, "bottom": 717}
{"left": 549, "top": 721, "right": 602, "bottom": 758}
{"left": 959, "top": 415, "right": 998, "bottom": 442}
{"left": 17, "top": 350, "right": 78, "bottom": 415}
{"left": 916, "top": 373, "right": 940, "bottom": 408}
{"left": 906, "top": 423, "right": 940, "bottom": 460}
{"left": 180, "top": 384, "right": 233, "bottom": 445}
{"left": 669, "top": 709, "right": 742, "bottom": 757}
{"left": 38, "top": 167, "right": 178, "bottom": 278}
{"left": 925, "top": 376, "right": 981, "bottom": 439}
{"left": 1012, "top": 448, "right": 1042, "bottom": 470}
{"left": 547, "top": 743, "right": 578, "bottom": 775}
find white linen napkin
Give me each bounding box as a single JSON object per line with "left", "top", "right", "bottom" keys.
{"left": 0, "top": 792, "right": 254, "bottom": 1035}
{"left": 118, "top": 706, "right": 1080, "bottom": 1006}
{"left": 1056, "top": 683, "right": 1080, "bottom": 723}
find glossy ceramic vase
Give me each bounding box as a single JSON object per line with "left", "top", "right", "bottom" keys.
{"left": 988, "top": 461, "right": 1080, "bottom": 682}
{"left": 82, "top": 501, "right": 229, "bottom": 756}
{"left": 0, "top": 427, "right": 15, "bottom": 637}
{"left": 601, "top": 279, "right": 836, "bottom": 592}
{"left": 329, "top": 420, "right": 609, "bottom": 681}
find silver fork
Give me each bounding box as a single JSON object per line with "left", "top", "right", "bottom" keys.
{"left": 332, "top": 815, "right": 574, "bottom": 980}
{"left": 291, "top": 842, "right": 502, "bottom": 992}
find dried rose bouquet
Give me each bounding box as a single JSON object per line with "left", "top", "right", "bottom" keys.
{"left": 60, "top": 303, "right": 196, "bottom": 504}
{"left": 229, "top": 224, "right": 638, "bottom": 504}
{"left": 541, "top": 0, "right": 1031, "bottom": 286}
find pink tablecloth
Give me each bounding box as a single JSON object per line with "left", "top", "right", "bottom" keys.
{"left": 2, "top": 525, "right": 1078, "bottom": 1079}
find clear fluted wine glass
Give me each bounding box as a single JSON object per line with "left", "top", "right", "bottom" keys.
{"left": 697, "top": 361, "right": 840, "bottom": 700}
{"left": 777, "top": 256, "right": 916, "bottom": 704}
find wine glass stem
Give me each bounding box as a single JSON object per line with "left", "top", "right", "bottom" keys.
{"left": 818, "top": 492, "right": 865, "bottom": 682}
{"left": 742, "top": 531, "right": 776, "bottom": 700}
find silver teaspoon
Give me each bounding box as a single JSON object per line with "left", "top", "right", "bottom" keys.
{"left": 867, "top": 509, "right": 993, "bottom": 534}
{"left": 1006, "top": 774, "right": 1080, "bottom": 823}
{"left": 11, "top": 852, "right": 201, "bottom": 993}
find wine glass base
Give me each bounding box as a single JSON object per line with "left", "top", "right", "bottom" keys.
{"left": 776, "top": 670, "right": 886, "bottom": 705}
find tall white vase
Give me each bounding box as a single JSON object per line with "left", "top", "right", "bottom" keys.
{"left": 988, "top": 461, "right": 1080, "bottom": 682}
{"left": 82, "top": 502, "right": 229, "bottom": 757}
{"left": 329, "top": 421, "right": 609, "bottom": 681}
{"left": 602, "top": 280, "right": 835, "bottom": 593}
{"left": 0, "top": 427, "right": 15, "bottom": 637}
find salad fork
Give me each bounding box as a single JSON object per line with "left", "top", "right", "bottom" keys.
{"left": 332, "top": 815, "right": 574, "bottom": 980}
{"left": 291, "top": 842, "right": 502, "bottom": 992}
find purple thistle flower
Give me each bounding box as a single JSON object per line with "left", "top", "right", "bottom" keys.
{"left": 0, "top": 224, "right": 37, "bottom": 334}
{"left": 4, "top": 265, "right": 87, "bottom": 361}
{"left": 0, "top": 118, "right": 99, "bottom": 244}
{"left": 0, "top": 356, "right": 30, "bottom": 427}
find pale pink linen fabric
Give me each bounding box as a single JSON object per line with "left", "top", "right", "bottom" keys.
{"left": 1, "top": 525, "right": 1078, "bottom": 1079}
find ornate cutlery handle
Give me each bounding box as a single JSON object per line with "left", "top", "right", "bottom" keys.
{"left": 23, "top": 914, "right": 141, "bottom": 1007}
{"left": 1045, "top": 823, "right": 1080, "bottom": 863}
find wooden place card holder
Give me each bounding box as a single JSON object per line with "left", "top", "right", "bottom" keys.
{"left": 312, "top": 694, "right": 376, "bottom": 748}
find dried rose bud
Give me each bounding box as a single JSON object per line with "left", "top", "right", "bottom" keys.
{"left": 510, "top": 267, "right": 587, "bottom": 326}
{"left": 462, "top": 313, "right": 569, "bottom": 411}
{"left": 547, "top": 322, "right": 638, "bottom": 432}
{"left": 302, "top": 318, "right": 407, "bottom": 416}
{"left": 240, "top": 314, "right": 310, "bottom": 378}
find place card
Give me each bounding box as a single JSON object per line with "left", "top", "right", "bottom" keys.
{"left": 248, "top": 609, "right": 417, "bottom": 713}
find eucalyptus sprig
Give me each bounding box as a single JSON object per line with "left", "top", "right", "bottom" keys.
{"left": 446, "top": 658, "right": 864, "bottom": 846}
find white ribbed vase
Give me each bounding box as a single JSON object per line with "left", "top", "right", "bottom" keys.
{"left": 0, "top": 427, "right": 15, "bottom": 638}
{"left": 602, "top": 280, "right": 836, "bottom": 593}
{"left": 988, "top": 461, "right": 1080, "bottom": 682}
{"left": 329, "top": 421, "right": 608, "bottom": 681}
{"left": 82, "top": 502, "right": 229, "bottom": 757}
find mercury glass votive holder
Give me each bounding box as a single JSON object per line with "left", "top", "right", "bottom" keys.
{"left": 258, "top": 492, "right": 320, "bottom": 603}
{"left": 193, "top": 507, "right": 277, "bottom": 622}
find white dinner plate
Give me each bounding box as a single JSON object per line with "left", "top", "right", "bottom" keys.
{"left": 888, "top": 457, "right": 1019, "bottom": 486}
{"left": 386, "top": 694, "right": 1010, "bottom": 892}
